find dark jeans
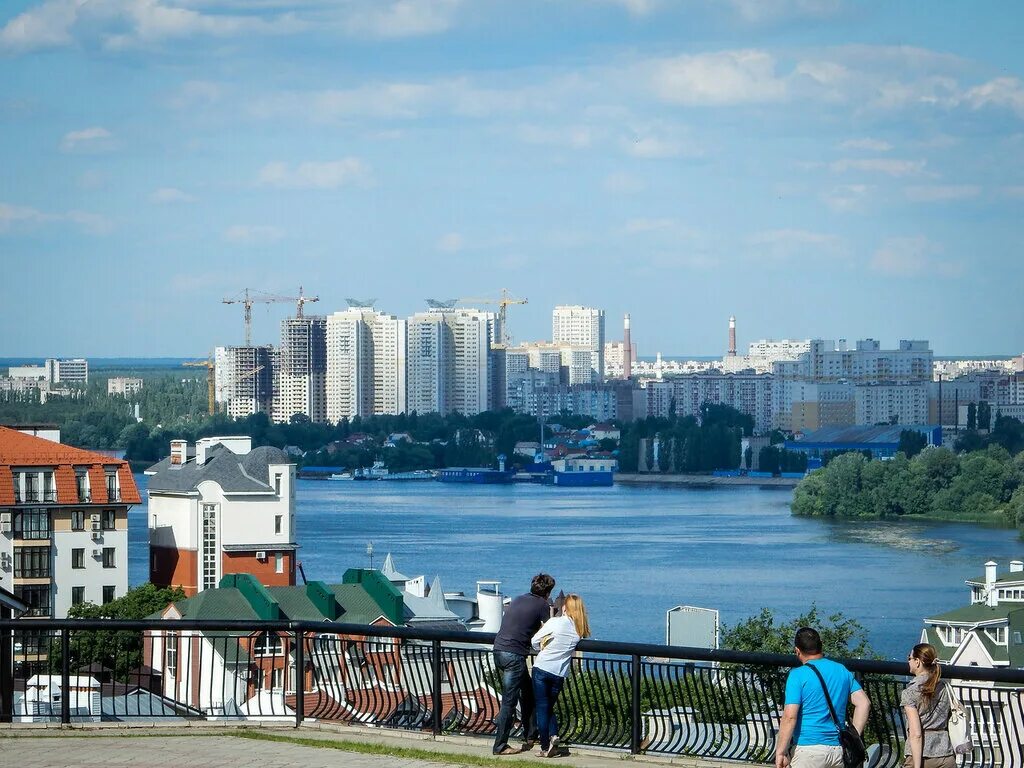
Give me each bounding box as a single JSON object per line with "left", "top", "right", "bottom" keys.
{"left": 532, "top": 667, "right": 565, "bottom": 751}
{"left": 492, "top": 651, "right": 537, "bottom": 753}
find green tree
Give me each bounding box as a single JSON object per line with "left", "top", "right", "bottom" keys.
{"left": 721, "top": 605, "right": 875, "bottom": 659}
{"left": 967, "top": 403, "right": 977, "bottom": 431}
{"left": 978, "top": 401, "right": 992, "bottom": 431}
{"left": 897, "top": 429, "right": 927, "bottom": 458}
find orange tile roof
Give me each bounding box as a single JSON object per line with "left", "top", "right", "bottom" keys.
{"left": 0, "top": 426, "right": 140, "bottom": 506}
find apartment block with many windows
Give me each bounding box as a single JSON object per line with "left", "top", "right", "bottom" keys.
{"left": 0, "top": 426, "right": 138, "bottom": 621}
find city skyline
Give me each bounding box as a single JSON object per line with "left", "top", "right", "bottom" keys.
{"left": 2, "top": 1, "right": 1024, "bottom": 356}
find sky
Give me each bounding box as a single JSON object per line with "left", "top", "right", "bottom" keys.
{"left": 1, "top": 0, "right": 1023, "bottom": 358}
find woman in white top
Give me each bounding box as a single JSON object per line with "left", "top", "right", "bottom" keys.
{"left": 530, "top": 594, "right": 591, "bottom": 757}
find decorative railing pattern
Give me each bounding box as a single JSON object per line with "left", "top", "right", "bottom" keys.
{"left": 0, "top": 619, "right": 1022, "bottom": 767}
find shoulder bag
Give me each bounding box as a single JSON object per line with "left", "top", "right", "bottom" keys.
{"left": 806, "top": 663, "right": 867, "bottom": 768}
{"left": 944, "top": 683, "right": 973, "bottom": 755}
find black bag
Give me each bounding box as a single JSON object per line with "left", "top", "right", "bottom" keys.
{"left": 806, "top": 663, "right": 866, "bottom": 768}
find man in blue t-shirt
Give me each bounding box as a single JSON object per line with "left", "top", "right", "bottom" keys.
{"left": 774, "top": 627, "right": 871, "bottom": 768}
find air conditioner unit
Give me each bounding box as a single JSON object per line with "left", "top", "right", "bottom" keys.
{"left": 0, "top": 552, "right": 11, "bottom": 569}
{"left": 92, "top": 548, "right": 103, "bottom": 558}
{"left": 90, "top": 513, "right": 100, "bottom": 523}
{"left": 91, "top": 530, "right": 102, "bottom": 541}
{"left": 0, "top": 512, "right": 11, "bottom": 524}
{"left": 91, "top": 520, "right": 101, "bottom": 531}
{"left": 256, "top": 550, "right": 267, "bottom": 561}
{"left": 0, "top": 522, "right": 10, "bottom": 534}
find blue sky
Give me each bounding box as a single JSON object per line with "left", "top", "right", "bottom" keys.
{"left": 2, "top": 0, "right": 1023, "bottom": 358}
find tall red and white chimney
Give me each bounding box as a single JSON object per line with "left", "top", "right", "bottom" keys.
{"left": 623, "top": 313, "right": 632, "bottom": 379}
{"left": 728, "top": 316, "right": 737, "bottom": 357}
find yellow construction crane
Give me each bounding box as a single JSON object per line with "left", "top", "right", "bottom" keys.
{"left": 183, "top": 360, "right": 265, "bottom": 417}
{"left": 223, "top": 287, "right": 319, "bottom": 346}
{"left": 451, "top": 288, "right": 527, "bottom": 346}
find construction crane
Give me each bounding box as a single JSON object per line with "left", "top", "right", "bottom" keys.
{"left": 183, "top": 359, "right": 264, "bottom": 416}
{"left": 223, "top": 287, "right": 319, "bottom": 346}
{"left": 453, "top": 288, "right": 528, "bottom": 346}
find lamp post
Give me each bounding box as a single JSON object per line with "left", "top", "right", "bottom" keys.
{"left": 366, "top": 541, "right": 374, "bottom": 570}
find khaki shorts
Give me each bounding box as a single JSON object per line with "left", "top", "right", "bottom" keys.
{"left": 903, "top": 755, "right": 957, "bottom": 768}
{"left": 790, "top": 745, "right": 846, "bottom": 768}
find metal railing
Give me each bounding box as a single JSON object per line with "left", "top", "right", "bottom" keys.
{"left": 1, "top": 619, "right": 1022, "bottom": 767}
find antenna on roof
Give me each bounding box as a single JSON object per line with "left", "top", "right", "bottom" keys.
{"left": 366, "top": 541, "right": 375, "bottom": 569}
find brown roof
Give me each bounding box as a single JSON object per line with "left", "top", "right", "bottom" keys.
{"left": 0, "top": 426, "right": 141, "bottom": 505}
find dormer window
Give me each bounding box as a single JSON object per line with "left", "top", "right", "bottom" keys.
{"left": 41, "top": 472, "right": 55, "bottom": 502}
{"left": 105, "top": 471, "right": 119, "bottom": 502}
{"left": 23, "top": 472, "right": 37, "bottom": 503}
{"left": 75, "top": 470, "right": 90, "bottom": 502}
{"left": 985, "top": 626, "right": 1007, "bottom": 645}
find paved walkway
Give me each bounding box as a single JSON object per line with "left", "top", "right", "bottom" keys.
{"left": 0, "top": 728, "right": 676, "bottom": 768}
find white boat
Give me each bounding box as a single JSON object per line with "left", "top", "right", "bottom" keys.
{"left": 328, "top": 472, "right": 354, "bottom": 480}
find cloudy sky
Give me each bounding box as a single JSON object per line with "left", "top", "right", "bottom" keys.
{"left": 2, "top": 0, "right": 1023, "bottom": 358}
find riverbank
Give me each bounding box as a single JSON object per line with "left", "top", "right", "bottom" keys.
{"left": 615, "top": 473, "right": 800, "bottom": 487}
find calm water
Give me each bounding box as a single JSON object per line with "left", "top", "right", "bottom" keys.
{"left": 128, "top": 475, "right": 1024, "bottom": 660}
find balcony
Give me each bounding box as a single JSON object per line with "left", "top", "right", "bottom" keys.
{"left": 1, "top": 618, "right": 1023, "bottom": 767}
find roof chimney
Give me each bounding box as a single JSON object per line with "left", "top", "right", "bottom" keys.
{"left": 623, "top": 313, "right": 632, "bottom": 380}
{"left": 169, "top": 440, "right": 187, "bottom": 466}
{"left": 986, "top": 560, "right": 998, "bottom": 606}
{"left": 728, "top": 316, "right": 737, "bottom": 357}
{"left": 1010, "top": 560, "right": 1023, "bottom": 573}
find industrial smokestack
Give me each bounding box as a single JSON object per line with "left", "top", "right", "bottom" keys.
{"left": 623, "top": 313, "right": 632, "bottom": 379}
{"left": 728, "top": 316, "right": 737, "bottom": 357}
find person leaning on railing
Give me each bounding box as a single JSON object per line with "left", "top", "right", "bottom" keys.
{"left": 902, "top": 643, "right": 955, "bottom": 768}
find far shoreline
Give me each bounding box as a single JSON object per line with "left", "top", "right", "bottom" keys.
{"left": 615, "top": 473, "right": 800, "bottom": 488}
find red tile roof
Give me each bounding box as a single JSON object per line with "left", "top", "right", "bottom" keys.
{"left": 0, "top": 426, "right": 140, "bottom": 505}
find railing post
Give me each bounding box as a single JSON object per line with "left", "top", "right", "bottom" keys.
{"left": 431, "top": 639, "right": 443, "bottom": 736}
{"left": 60, "top": 627, "right": 71, "bottom": 725}
{"left": 630, "top": 653, "right": 642, "bottom": 755}
{"left": 294, "top": 628, "right": 305, "bottom": 728}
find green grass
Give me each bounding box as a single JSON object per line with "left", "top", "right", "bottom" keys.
{"left": 232, "top": 730, "right": 567, "bottom": 768}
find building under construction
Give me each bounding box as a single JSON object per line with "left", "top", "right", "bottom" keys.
{"left": 274, "top": 316, "right": 327, "bottom": 424}
{"left": 214, "top": 345, "right": 275, "bottom": 419}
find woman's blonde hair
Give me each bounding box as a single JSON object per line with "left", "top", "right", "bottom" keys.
{"left": 911, "top": 643, "right": 942, "bottom": 704}
{"left": 563, "top": 594, "right": 591, "bottom": 639}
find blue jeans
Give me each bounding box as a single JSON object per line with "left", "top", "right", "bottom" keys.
{"left": 492, "top": 651, "right": 537, "bottom": 753}
{"left": 532, "top": 667, "right": 565, "bottom": 751}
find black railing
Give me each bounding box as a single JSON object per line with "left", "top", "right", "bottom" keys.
{"left": 1, "top": 619, "right": 1023, "bottom": 767}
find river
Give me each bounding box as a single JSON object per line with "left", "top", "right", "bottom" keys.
{"left": 128, "top": 475, "right": 1024, "bottom": 660}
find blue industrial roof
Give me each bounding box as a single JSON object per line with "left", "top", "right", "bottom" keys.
{"left": 789, "top": 424, "right": 939, "bottom": 447}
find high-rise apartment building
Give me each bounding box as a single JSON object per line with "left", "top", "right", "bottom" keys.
{"left": 325, "top": 306, "right": 406, "bottom": 423}
{"left": 214, "top": 346, "right": 275, "bottom": 419}
{"left": 552, "top": 305, "right": 605, "bottom": 383}
{"left": 0, "top": 426, "right": 140, "bottom": 626}
{"left": 406, "top": 308, "right": 495, "bottom": 416}
{"left": 274, "top": 316, "right": 327, "bottom": 424}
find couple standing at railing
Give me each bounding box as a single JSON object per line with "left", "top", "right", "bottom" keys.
{"left": 775, "top": 629, "right": 967, "bottom": 768}
{"left": 490, "top": 573, "right": 591, "bottom": 759}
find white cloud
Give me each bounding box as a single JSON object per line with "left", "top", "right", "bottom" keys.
{"left": 904, "top": 185, "right": 980, "bottom": 203}
{"left": 60, "top": 126, "right": 114, "bottom": 153}
{"left": 223, "top": 224, "right": 285, "bottom": 244}
{"left": 166, "top": 80, "right": 223, "bottom": 110}
{"left": 830, "top": 158, "right": 926, "bottom": 177}
{"left": 151, "top": 187, "right": 197, "bottom": 204}
{"left": 437, "top": 232, "right": 464, "bottom": 253}
{"left": 839, "top": 138, "right": 892, "bottom": 152}
{"left": 1002, "top": 186, "right": 1024, "bottom": 199}
{"left": 621, "top": 123, "right": 700, "bottom": 158}
{"left": 725, "top": 0, "right": 843, "bottom": 23}
{"left": 0, "top": 201, "right": 111, "bottom": 235}
{"left": 256, "top": 159, "right": 371, "bottom": 189}
{"left": 344, "top": 0, "right": 462, "bottom": 39}
{"left": 648, "top": 50, "right": 788, "bottom": 106}
{"left": 749, "top": 228, "right": 843, "bottom": 258}
{"left": 964, "top": 77, "right": 1024, "bottom": 119}
{"left": 515, "top": 124, "right": 595, "bottom": 149}
{"left": 823, "top": 184, "right": 872, "bottom": 213}
{"left": 870, "top": 235, "right": 961, "bottom": 277}
{"left": 592, "top": 0, "right": 660, "bottom": 16}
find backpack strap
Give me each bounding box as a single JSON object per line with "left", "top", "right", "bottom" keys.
{"left": 805, "top": 662, "right": 843, "bottom": 733}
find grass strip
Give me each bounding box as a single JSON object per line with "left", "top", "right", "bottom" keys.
{"left": 233, "top": 729, "right": 565, "bottom": 768}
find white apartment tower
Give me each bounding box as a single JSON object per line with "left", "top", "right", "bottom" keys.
{"left": 325, "top": 306, "right": 407, "bottom": 423}
{"left": 274, "top": 316, "right": 327, "bottom": 424}
{"left": 552, "top": 305, "right": 605, "bottom": 383}
{"left": 407, "top": 308, "right": 495, "bottom": 416}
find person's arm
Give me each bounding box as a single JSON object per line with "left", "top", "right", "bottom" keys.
{"left": 903, "top": 704, "right": 923, "bottom": 768}
{"left": 850, "top": 688, "right": 871, "bottom": 734}
{"left": 531, "top": 617, "right": 555, "bottom": 650}
{"left": 775, "top": 703, "right": 799, "bottom": 768}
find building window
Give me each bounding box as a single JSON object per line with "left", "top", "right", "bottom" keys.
{"left": 102, "top": 509, "right": 116, "bottom": 531}
{"left": 165, "top": 632, "right": 178, "bottom": 679}
{"left": 271, "top": 668, "right": 284, "bottom": 690}
{"left": 42, "top": 472, "right": 56, "bottom": 502}
{"left": 105, "top": 472, "right": 119, "bottom": 502}
{"left": 72, "top": 548, "right": 85, "bottom": 569}
{"left": 102, "top": 547, "right": 115, "bottom": 568}
{"left": 274, "top": 474, "right": 282, "bottom": 495}
{"left": 274, "top": 515, "right": 282, "bottom": 534}
{"left": 202, "top": 504, "right": 218, "bottom": 591}
{"left": 13, "top": 509, "right": 49, "bottom": 540}
{"left": 253, "top": 632, "right": 283, "bottom": 657}
{"left": 22, "top": 472, "right": 38, "bottom": 502}
{"left": 75, "top": 471, "right": 90, "bottom": 502}
{"left": 72, "top": 586, "right": 85, "bottom": 606}
{"left": 14, "top": 545, "right": 50, "bottom": 578}
{"left": 275, "top": 553, "right": 284, "bottom": 574}
{"left": 14, "top": 584, "right": 51, "bottom": 617}
{"left": 103, "top": 585, "right": 115, "bottom": 604}
{"left": 71, "top": 510, "right": 85, "bottom": 531}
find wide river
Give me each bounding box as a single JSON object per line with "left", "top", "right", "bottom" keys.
{"left": 128, "top": 476, "right": 1024, "bottom": 660}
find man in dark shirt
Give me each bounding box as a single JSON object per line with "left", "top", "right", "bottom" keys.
{"left": 492, "top": 573, "right": 555, "bottom": 755}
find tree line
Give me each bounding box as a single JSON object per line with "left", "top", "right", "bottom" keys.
{"left": 617, "top": 403, "right": 753, "bottom": 473}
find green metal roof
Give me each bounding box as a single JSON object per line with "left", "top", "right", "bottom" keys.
{"left": 924, "top": 603, "right": 1022, "bottom": 624}
{"left": 329, "top": 584, "right": 390, "bottom": 625}
{"left": 267, "top": 585, "right": 331, "bottom": 621}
